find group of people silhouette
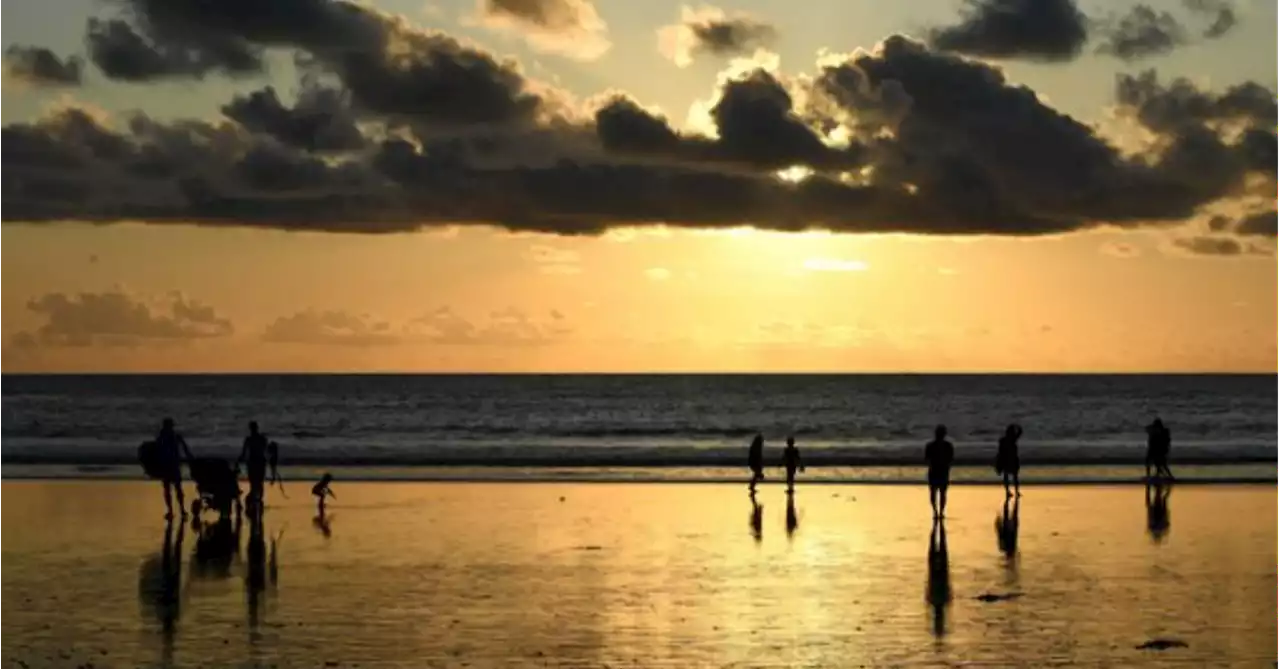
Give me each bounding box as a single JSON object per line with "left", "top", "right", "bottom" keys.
{"left": 745, "top": 418, "right": 1177, "bottom": 517}
{"left": 143, "top": 418, "right": 334, "bottom": 522}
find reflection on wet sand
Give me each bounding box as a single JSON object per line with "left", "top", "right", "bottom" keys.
{"left": 137, "top": 520, "right": 184, "bottom": 666}
{"left": 995, "top": 496, "right": 1021, "bottom": 588}
{"left": 1146, "top": 483, "right": 1172, "bottom": 543}
{"left": 927, "top": 519, "right": 951, "bottom": 639}
{"left": 749, "top": 493, "right": 763, "bottom": 543}
{"left": 785, "top": 491, "right": 799, "bottom": 540}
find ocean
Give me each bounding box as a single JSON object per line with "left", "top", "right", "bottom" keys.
{"left": 2, "top": 374, "right": 1275, "bottom": 482}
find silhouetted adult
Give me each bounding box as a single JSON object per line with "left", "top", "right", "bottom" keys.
{"left": 748, "top": 433, "right": 765, "bottom": 493}
{"left": 238, "top": 421, "right": 270, "bottom": 515}
{"left": 155, "top": 418, "right": 194, "bottom": 519}
{"left": 925, "top": 425, "right": 955, "bottom": 518}
{"left": 1145, "top": 419, "right": 1174, "bottom": 481}
{"left": 926, "top": 519, "right": 951, "bottom": 638}
{"left": 782, "top": 435, "right": 803, "bottom": 491}
{"left": 996, "top": 424, "right": 1023, "bottom": 498}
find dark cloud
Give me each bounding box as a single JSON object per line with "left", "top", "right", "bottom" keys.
{"left": 4, "top": 46, "right": 83, "bottom": 86}
{"left": 928, "top": 0, "right": 1089, "bottom": 62}
{"left": 1, "top": 34, "right": 1272, "bottom": 243}
{"left": 89, "top": 0, "right": 546, "bottom": 125}
{"left": 1173, "top": 235, "right": 1246, "bottom": 255}
{"left": 1234, "top": 210, "right": 1278, "bottom": 237}
{"left": 1184, "top": 0, "right": 1237, "bottom": 38}
{"left": 262, "top": 309, "right": 399, "bottom": 346}
{"left": 1096, "top": 6, "right": 1187, "bottom": 62}
{"left": 595, "top": 69, "right": 865, "bottom": 171}
{"left": 14, "top": 291, "right": 233, "bottom": 347}
{"left": 221, "top": 84, "right": 366, "bottom": 152}
{"left": 659, "top": 6, "right": 778, "bottom": 67}
{"left": 86, "top": 17, "right": 263, "bottom": 81}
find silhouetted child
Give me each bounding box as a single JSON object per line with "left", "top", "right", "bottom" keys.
{"left": 312, "top": 473, "right": 336, "bottom": 514}
{"left": 782, "top": 436, "right": 803, "bottom": 490}
{"left": 747, "top": 433, "right": 765, "bottom": 493}
{"left": 925, "top": 425, "right": 955, "bottom": 518}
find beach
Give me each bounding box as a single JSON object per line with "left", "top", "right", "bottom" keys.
{"left": 2, "top": 481, "right": 1276, "bottom": 668}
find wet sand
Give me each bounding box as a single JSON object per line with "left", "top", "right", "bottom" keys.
{"left": 2, "top": 481, "right": 1275, "bottom": 667}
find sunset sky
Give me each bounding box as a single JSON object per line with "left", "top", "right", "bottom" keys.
{"left": 2, "top": 0, "right": 1276, "bottom": 372}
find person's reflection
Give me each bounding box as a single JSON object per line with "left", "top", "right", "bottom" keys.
{"left": 995, "top": 497, "right": 1020, "bottom": 585}
{"left": 138, "top": 519, "right": 184, "bottom": 665}
{"left": 1145, "top": 482, "right": 1171, "bottom": 543}
{"left": 926, "top": 519, "right": 951, "bottom": 639}
{"left": 749, "top": 492, "right": 763, "bottom": 544}
{"left": 192, "top": 512, "right": 241, "bottom": 581}
{"left": 246, "top": 514, "right": 267, "bottom": 633}
{"left": 313, "top": 508, "right": 333, "bottom": 539}
{"left": 785, "top": 490, "right": 799, "bottom": 539}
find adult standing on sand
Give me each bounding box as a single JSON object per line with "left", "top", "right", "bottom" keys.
{"left": 747, "top": 433, "right": 765, "bottom": 494}
{"left": 155, "top": 418, "right": 194, "bottom": 519}
{"left": 782, "top": 436, "right": 803, "bottom": 491}
{"left": 995, "top": 424, "right": 1022, "bottom": 498}
{"left": 1145, "top": 418, "right": 1174, "bottom": 481}
{"left": 239, "top": 421, "right": 270, "bottom": 514}
{"left": 925, "top": 425, "right": 955, "bottom": 518}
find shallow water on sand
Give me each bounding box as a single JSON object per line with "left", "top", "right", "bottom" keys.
{"left": 2, "top": 482, "right": 1276, "bottom": 668}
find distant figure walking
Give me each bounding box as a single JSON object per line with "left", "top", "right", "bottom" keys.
{"left": 1145, "top": 418, "right": 1174, "bottom": 481}
{"left": 238, "top": 421, "right": 270, "bottom": 515}
{"left": 312, "top": 473, "right": 336, "bottom": 515}
{"left": 995, "top": 424, "right": 1023, "bottom": 498}
{"left": 782, "top": 436, "right": 804, "bottom": 491}
{"left": 748, "top": 433, "right": 765, "bottom": 493}
{"left": 154, "top": 418, "right": 194, "bottom": 520}
{"left": 925, "top": 425, "right": 955, "bottom": 518}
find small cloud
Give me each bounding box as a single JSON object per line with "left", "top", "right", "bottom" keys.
{"left": 262, "top": 309, "right": 401, "bottom": 346}
{"left": 645, "top": 267, "right": 672, "bottom": 281}
{"left": 14, "top": 290, "right": 233, "bottom": 347}
{"left": 475, "top": 0, "right": 611, "bottom": 61}
{"left": 1101, "top": 241, "right": 1141, "bottom": 258}
{"left": 658, "top": 5, "right": 779, "bottom": 68}
{"left": 802, "top": 257, "right": 869, "bottom": 272}
{"left": 526, "top": 245, "right": 583, "bottom": 275}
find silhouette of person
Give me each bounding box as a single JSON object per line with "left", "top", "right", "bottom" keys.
{"left": 1145, "top": 482, "right": 1171, "bottom": 543}
{"left": 996, "top": 424, "right": 1023, "bottom": 498}
{"left": 749, "top": 494, "right": 763, "bottom": 543}
{"left": 926, "top": 519, "right": 951, "bottom": 638}
{"left": 782, "top": 436, "right": 803, "bottom": 491}
{"left": 748, "top": 433, "right": 765, "bottom": 493}
{"left": 925, "top": 425, "right": 955, "bottom": 518}
{"left": 155, "top": 418, "right": 194, "bottom": 519}
{"left": 238, "top": 421, "right": 270, "bottom": 515}
{"left": 1145, "top": 419, "right": 1174, "bottom": 481}
{"left": 138, "top": 519, "right": 184, "bottom": 665}
{"left": 785, "top": 490, "right": 799, "bottom": 539}
{"left": 312, "top": 472, "right": 336, "bottom": 515}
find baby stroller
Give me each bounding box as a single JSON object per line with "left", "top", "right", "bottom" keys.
{"left": 188, "top": 457, "right": 243, "bottom": 518}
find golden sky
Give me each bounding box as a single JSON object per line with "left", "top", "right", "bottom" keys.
{"left": 1, "top": 0, "right": 1276, "bottom": 372}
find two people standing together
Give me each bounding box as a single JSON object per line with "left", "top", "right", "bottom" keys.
{"left": 747, "top": 433, "right": 804, "bottom": 494}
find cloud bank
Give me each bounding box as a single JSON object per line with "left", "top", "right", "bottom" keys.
{"left": 0, "top": 0, "right": 1273, "bottom": 248}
